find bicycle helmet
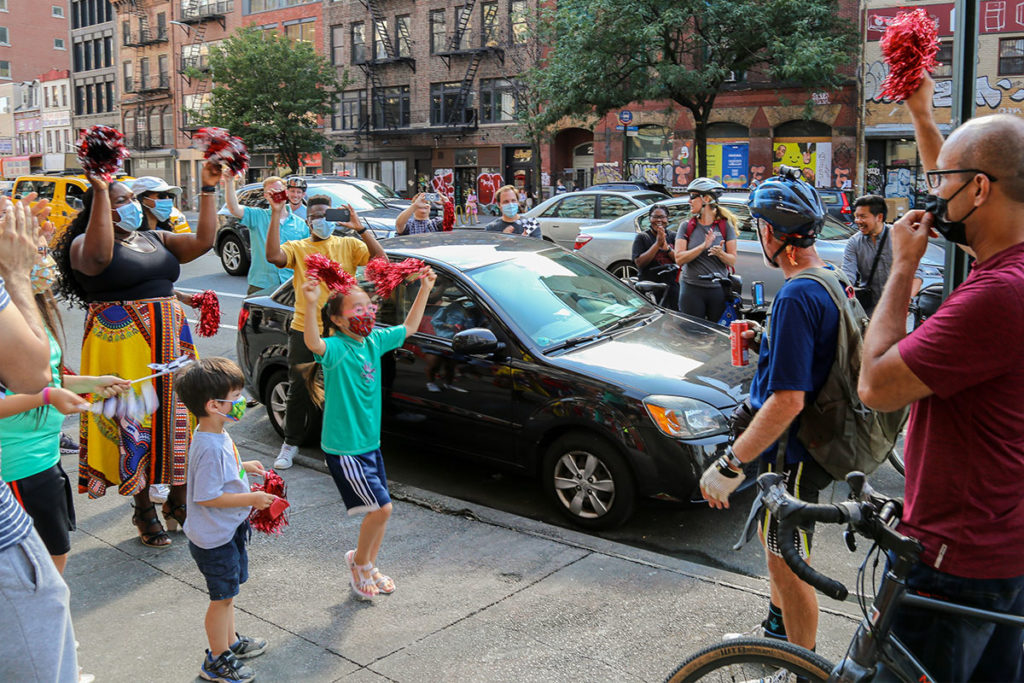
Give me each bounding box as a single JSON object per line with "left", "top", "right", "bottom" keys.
{"left": 686, "top": 177, "right": 725, "bottom": 198}
{"left": 747, "top": 165, "right": 824, "bottom": 248}
{"left": 285, "top": 176, "right": 307, "bottom": 190}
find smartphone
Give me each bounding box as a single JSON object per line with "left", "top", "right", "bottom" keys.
{"left": 324, "top": 208, "right": 351, "bottom": 223}
{"left": 270, "top": 189, "right": 287, "bottom": 203}
{"left": 752, "top": 281, "right": 765, "bottom": 307}
{"left": 423, "top": 192, "right": 440, "bottom": 203}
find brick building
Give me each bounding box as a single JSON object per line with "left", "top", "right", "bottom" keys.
{"left": 0, "top": 1, "right": 72, "bottom": 83}
{"left": 861, "top": 0, "right": 1024, "bottom": 209}
{"left": 70, "top": 0, "right": 120, "bottom": 144}
{"left": 39, "top": 68, "right": 74, "bottom": 171}
{"left": 324, "top": 0, "right": 537, "bottom": 206}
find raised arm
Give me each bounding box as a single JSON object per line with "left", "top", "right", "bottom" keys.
{"left": 265, "top": 196, "right": 289, "bottom": 268}
{"left": 403, "top": 267, "right": 437, "bottom": 338}
{"left": 225, "top": 173, "right": 244, "bottom": 219}
{"left": 300, "top": 279, "right": 327, "bottom": 355}
{"left": 160, "top": 162, "right": 220, "bottom": 264}
{"left": 395, "top": 193, "right": 423, "bottom": 235}
{"left": 906, "top": 74, "right": 942, "bottom": 173}
{"left": 70, "top": 175, "right": 115, "bottom": 276}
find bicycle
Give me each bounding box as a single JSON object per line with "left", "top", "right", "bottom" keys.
{"left": 666, "top": 471, "right": 1024, "bottom": 682}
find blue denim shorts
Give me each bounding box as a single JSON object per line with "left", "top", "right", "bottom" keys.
{"left": 324, "top": 449, "right": 391, "bottom": 516}
{"left": 188, "top": 521, "right": 249, "bottom": 601}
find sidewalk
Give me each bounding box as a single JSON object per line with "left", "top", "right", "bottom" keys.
{"left": 66, "top": 433, "right": 865, "bottom": 682}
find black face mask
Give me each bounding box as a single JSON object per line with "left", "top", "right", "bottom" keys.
{"left": 923, "top": 179, "right": 978, "bottom": 246}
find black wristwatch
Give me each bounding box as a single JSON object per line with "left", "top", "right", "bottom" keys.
{"left": 200, "top": 185, "right": 217, "bottom": 193}
{"left": 356, "top": 226, "right": 367, "bottom": 235}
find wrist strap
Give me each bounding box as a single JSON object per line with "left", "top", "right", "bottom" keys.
{"left": 201, "top": 185, "right": 217, "bottom": 193}
{"left": 41, "top": 387, "right": 51, "bottom": 405}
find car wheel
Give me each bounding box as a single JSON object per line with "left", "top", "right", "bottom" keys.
{"left": 219, "top": 234, "right": 250, "bottom": 277}
{"left": 609, "top": 261, "right": 638, "bottom": 281}
{"left": 542, "top": 432, "right": 635, "bottom": 529}
{"left": 261, "top": 367, "right": 322, "bottom": 446}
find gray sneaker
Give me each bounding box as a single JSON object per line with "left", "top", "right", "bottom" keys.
{"left": 200, "top": 649, "right": 254, "bottom": 682}
{"left": 230, "top": 633, "right": 267, "bottom": 659}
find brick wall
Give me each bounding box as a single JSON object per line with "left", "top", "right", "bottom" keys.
{"left": 1, "top": 1, "right": 74, "bottom": 82}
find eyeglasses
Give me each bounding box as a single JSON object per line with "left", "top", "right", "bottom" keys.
{"left": 925, "top": 169, "right": 998, "bottom": 190}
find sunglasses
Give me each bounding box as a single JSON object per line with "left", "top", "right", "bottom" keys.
{"left": 688, "top": 193, "right": 704, "bottom": 200}
{"left": 147, "top": 192, "right": 174, "bottom": 200}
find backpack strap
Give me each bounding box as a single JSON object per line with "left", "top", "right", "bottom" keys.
{"left": 862, "top": 227, "right": 888, "bottom": 288}
{"left": 684, "top": 217, "right": 730, "bottom": 244}
{"left": 683, "top": 217, "right": 698, "bottom": 243}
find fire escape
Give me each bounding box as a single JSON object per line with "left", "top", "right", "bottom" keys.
{"left": 435, "top": 0, "right": 503, "bottom": 131}
{"left": 177, "top": 1, "right": 229, "bottom": 138}
{"left": 120, "top": 0, "right": 169, "bottom": 151}
{"left": 357, "top": 0, "right": 415, "bottom": 135}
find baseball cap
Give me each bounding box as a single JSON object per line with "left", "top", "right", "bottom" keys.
{"left": 131, "top": 176, "right": 181, "bottom": 196}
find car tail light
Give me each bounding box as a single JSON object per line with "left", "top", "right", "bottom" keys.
{"left": 238, "top": 305, "right": 250, "bottom": 329}
{"left": 574, "top": 234, "right": 593, "bottom": 250}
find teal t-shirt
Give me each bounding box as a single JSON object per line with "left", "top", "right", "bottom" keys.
{"left": 0, "top": 330, "right": 64, "bottom": 482}
{"left": 241, "top": 206, "right": 310, "bottom": 290}
{"left": 314, "top": 325, "right": 407, "bottom": 456}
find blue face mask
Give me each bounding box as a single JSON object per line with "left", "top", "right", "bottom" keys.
{"left": 115, "top": 201, "right": 144, "bottom": 231}
{"left": 501, "top": 202, "right": 519, "bottom": 218}
{"left": 151, "top": 198, "right": 174, "bottom": 222}
{"left": 309, "top": 217, "right": 334, "bottom": 239}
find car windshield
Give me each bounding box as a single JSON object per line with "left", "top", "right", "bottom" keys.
{"left": 306, "top": 183, "right": 385, "bottom": 212}
{"left": 350, "top": 180, "right": 402, "bottom": 201}
{"left": 469, "top": 249, "right": 656, "bottom": 350}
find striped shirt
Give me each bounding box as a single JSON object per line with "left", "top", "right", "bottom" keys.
{"left": 402, "top": 217, "right": 444, "bottom": 235}
{"left": 0, "top": 276, "right": 36, "bottom": 552}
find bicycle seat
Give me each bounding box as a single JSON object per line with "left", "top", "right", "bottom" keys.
{"left": 634, "top": 281, "right": 668, "bottom": 294}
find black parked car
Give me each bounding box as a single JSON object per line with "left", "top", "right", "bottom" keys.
{"left": 236, "top": 233, "right": 754, "bottom": 529}
{"left": 215, "top": 177, "right": 401, "bottom": 276}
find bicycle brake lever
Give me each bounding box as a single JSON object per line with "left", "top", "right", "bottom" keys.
{"left": 844, "top": 525, "right": 857, "bottom": 552}
{"left": 733, "top": 486, "right": 765, "bottom": 551}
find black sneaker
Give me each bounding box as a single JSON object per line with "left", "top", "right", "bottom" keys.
{"left": 59, "top": 432, "right": 79, "bottom": 455}
{"left": 230, "top": 633, "right": 267, "bottom": 659}
{"left": 200, "top": 649, "right": 255, "bottom": 682}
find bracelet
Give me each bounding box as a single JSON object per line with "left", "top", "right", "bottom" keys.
{"left": 356, "top": 226, "right": 367, "bottom": 235}
{"left": 41, "top": 387, "right": 51, "bottom": 405}
{"left": 201, "top": 185, "right": 217, "bottom": 193}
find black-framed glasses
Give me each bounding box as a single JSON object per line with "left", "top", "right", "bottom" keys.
{"left": 688, "top": 193, "right": 703, "bottom": 200}
{"left": 925, "top": 169, "right": 998, "bottom": 190}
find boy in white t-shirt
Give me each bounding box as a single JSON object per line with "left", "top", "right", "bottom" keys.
{"left": 177, "top": 358, "right": 278, "bottom": 683}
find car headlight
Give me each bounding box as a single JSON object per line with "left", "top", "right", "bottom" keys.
{"left": 643, "top": 395, "right": 729, "bottom": 439}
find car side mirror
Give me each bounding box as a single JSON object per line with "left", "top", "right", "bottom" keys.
{"left": 452, "top": 327, "right": 503, "bottom": 355}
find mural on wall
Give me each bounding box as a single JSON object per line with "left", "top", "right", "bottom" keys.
{"left": 864, "top": 59, "right": 1024, "bottom": 114}
{"left": 432, "top": 169, "right": 455, "bottom": 201}
{"left": 627, "top": 159, "right": 674, "bottom": 186}
{"left": 748, "top": 165, "right": 767, "bottom": 187}
{"left": 885, "top": 167, "right": 913, "bottom": 200}
{"left": 773, "top": 142, "right": 823, "bottom": 185}
{"left": 594, "top": 162, "right": 623, "bottom": 184}
{"left": 475, "top": 173, "right": 504, "bottom": 205}
{"left": 866, "top": 160, "right": 885, "bottom": 195}
{"left": 832, "top": 142, "right": 853, "bottom": 190}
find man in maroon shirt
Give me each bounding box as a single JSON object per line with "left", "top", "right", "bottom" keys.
{"left": 859, "top": 74, "right": 1024, "bottom": 680}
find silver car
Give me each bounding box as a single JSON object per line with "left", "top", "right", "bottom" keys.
{"left": 524, "top": 189, "right": 668, "bottom": 248}
{"left": 571, "top": 195, "right": 946, "bottom": 305}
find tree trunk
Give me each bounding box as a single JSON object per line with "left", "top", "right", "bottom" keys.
{"left": 683, "top": 98, "right": 715, "bottom": 180}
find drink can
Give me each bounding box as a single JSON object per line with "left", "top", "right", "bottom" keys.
{"left": 730, "top": 320, "right": 749, "bottom": 367}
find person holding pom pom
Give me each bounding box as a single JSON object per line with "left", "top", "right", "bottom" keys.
{"left": 176, "top": 357, "right": 276, "bottom": 683}
{"left": 300, "top": 265, "right": 435, "bottom": 599}
{"left": 265, "top": 194, "right": 385, "bottom": 471}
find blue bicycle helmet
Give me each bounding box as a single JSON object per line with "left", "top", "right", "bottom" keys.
{"left": 747, "top": 166, "right": 825, "bottom": 248}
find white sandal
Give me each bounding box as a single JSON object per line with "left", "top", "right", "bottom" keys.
{"left": 371, "top": 568, "right": 395, "bottom": 595}
{"left": 345, "top": 549, "right": 378, "bottom": 600}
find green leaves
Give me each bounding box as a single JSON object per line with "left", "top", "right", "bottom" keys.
{"left": 203, "top": 26, "right": 348, "bottom": 172}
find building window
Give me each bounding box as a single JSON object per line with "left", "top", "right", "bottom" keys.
{"left": 52, "top": 4, "right": 64, "bottom": 17}
{"left": 481, "top": 2, "right": 498, "bottom": 47}
{"left": 351, "top": 22, "right": 367, "bottom": 64}
{"left": 163, "top": 107, "right": 173, "bottom": 146}
{"left": 431, "top": 81, "right": 471, "bottom": 125}
{"left": 396, "top": 15, "right": 411, "bottom": 58}
{"left": 149, "top": 108, "right": 161, "bottom": 146}
{"left": 284, "top": 19, "right": 314, "bottom": 45}
{"left": 373, "top": 18, "right": 388, "bottom": 60}
{"left": 123, "top": 60, "right": 133, "bottom": 92}
{"left": 0, "top": 61, "right": 8, "bottom": 80}
{"left": 330, "top": 24, "right": 344, "bottom": 64}
{"left": 158, "top": 54, "right": 169, "bottom": 87}
{"left": 105, "top": 36, "right": 113, "bottom": 67}
{"left": 73, "top": 43, "right": 83, "bottom": 71}
{"left": 373, "top": 85, "right": 410, "bottom": 128}
{"left": 140, "top": 57, "right": 150, "bottom": 89}
{"left": 430, "top": 10, "right": 445, "bottom": 54}
{"left": 94, "top": 83, "right": 103, "bottom": 114}
{"left": 455, "top": 6, "right": 471, "bottom": 50}
{"left": 333, "top": 90, "right": 364, "bottom": 130}
{"left": 510, "top": 0, "right": 528, "bottom": 44}
{"left": 0, "top": 27, "right": 9, "bottom": 46}
{"left": 0, "top": 96, "right": 7, "bottom": 114}
{"left": 122, "top": 20, "right": 129, "bottom": 45}
{"left": 105, "top": 81, "right": 113, "bottom": 112}
{"left": 156, "top": 12, "right": 167, "bottom": 39}
{"left": 0, "top": 1, "right": 7, "bottom": 11}
{"left": 999, "top": 38, "right": 1024, "bottom": 75}
{"left": 75, "top": 86, "right": 85, "bottom": 114}
{"left": 55, "top": 38, "right": 66, "bottom": 50}
{"left": 480, "top": 78, "right": 516, "bottom": 122}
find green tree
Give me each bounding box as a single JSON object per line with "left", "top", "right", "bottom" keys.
{"left": 531, "top": 0, "right": 858, "bottom": 177}
{"left": 198, "top": 26, "right": 347, "bottom": 173}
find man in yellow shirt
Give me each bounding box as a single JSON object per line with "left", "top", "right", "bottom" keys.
{"left": 265, "top": 193, "right": 385, "bottom": 469}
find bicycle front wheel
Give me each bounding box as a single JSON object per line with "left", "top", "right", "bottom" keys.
{"left": 666, "top": 637, "right": 835, "bottom": 682}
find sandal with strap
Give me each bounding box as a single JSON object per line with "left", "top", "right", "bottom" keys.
{"left": 345, "top": 549, "right": 378, "bottom": 600}
{"left": 132, "top": 504, "right": 171, "bottom": 548}
{"left": 162, "top": 500, "right": 187, "bottom": 532}
{"left": 371, "top": 568, "right": 395, "bottom": 595}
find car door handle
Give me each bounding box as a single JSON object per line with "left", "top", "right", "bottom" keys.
{"left": 394, "top": 347, "right": 415, "bottom": 362}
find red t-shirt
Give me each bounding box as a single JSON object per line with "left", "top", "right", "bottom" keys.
{"left": 897, "top": 242, "right": 1024, "bottom": 579}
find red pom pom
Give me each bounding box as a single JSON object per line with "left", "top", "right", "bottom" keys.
{"left": 364, "top": 257, "right": 425, "bottom": 298}
{"left": 442, "top": 200, "right": 455, "bottom": 232}
{"left": 249, "top": 469, "right": 289, "bottom": 535}
{"left": 77, "top": 126, "right": 130, "bottom": 181}
{"left": 194, "top": 127, "right": 250, "bottom": 176}
{"left": 304, "top": 253, "right": 357, "bottom": 293}
{"left": 191, "top": 290, "right": 220, "bottom": 337}
{"left": 880, "top": 8, "right": 940, "bottom": 102}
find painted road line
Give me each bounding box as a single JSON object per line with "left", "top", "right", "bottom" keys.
{"left": 177, "top": 287, "right": 248, "bottom": 299}
{"left": 187, "top": 319, "right": 238, "bottom": 331}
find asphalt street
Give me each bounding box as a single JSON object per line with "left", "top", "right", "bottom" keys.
{"left": 53, "top": 231, "right": 907, "bottom": 632}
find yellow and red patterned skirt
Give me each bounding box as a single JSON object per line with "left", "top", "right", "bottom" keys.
{"left": 78, "top": 297, "right": 197, "bottom": 498}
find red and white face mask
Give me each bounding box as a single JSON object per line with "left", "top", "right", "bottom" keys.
{"left": 345, "top": 303, "right": 378, "bottom": 337}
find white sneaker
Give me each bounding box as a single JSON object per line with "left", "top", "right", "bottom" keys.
{"left": 149, "top": 484, "right": 170, "bottom": 503}
{"left": 426, "top": 382, "right": 442, "bottom": 393}
{"left": 274, "top": 444, "right": 298, "bottom": 470}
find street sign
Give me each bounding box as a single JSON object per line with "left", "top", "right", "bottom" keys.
{"left": 626, "top": 129, "right": 639, "bottom": 137}
{"left": 618, "top": 110, "right": 634, "bottom": 125}
{"left": 626, "top": 125, "right": 638, "bottom": 131}
{"left": 615, "top": 125, "right": 625, "bottom": 131}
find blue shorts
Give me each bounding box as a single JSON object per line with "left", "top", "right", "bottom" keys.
{"left": 188, "top": 521, "right": 249, "bottom": 601}
{"left": 324, "top": 449, "right": 391, "bottom": 515}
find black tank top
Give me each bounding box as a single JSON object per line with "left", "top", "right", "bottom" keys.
{"left": 74, "top": 231, "right": 180, "bottom": 303}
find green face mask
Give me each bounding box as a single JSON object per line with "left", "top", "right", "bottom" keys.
{"left": 214, "top": 396, "right": 246, "bottom": 422}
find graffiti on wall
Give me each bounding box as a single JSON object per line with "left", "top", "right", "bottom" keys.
{"left": 594, "top": 162, "right": 623, "bottom": 184}
{"left": 866, "top": 160, "right": 884, "bottom": 195}
{"left": 864, "top": 59, "right": 1024, "bottom": 113}
{"left": 475, "top": 173, "right": 504, "bottom": 205}
{"left": 432, "top": 169, "right": 455, "bottom": 201}
{"left": 627, "top": 159, "right": 675, "bottom": 186}
{"left": 832, "top": 142, "right": 853, "bottom": 189}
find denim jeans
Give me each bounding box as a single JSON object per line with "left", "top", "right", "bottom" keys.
{"left": 890, "top": 560, "right": 1024, "bottom": 681}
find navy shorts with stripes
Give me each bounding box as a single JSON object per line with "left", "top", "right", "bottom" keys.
{"left": 324, "top": 449, "right": 391, "bottom": 515}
